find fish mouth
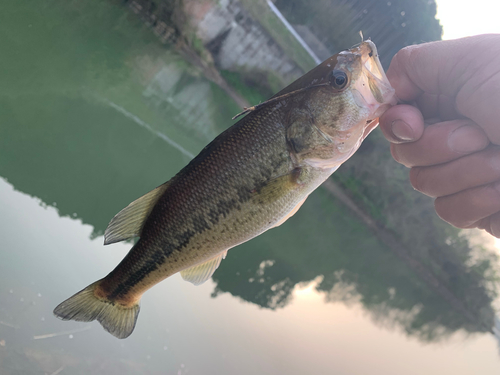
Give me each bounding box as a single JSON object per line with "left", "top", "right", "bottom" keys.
{"left": 352, "top": 41, "right": 396, "bottom": 117}
{"left": 359, "top": 41, "right": 390, "bottom": 91}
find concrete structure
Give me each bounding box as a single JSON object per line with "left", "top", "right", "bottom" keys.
{"left": 188, "top": 0, "right": 303, "bottom": 83}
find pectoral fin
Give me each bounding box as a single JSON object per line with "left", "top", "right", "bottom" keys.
{"left": 254, "top": 168, "right": 302, "bottom": 204}
{"left": 180, "top": 251, "right": 228, "bottom": 286}
{"left": 104, "top": 181, "right": 170, "bottom": 245}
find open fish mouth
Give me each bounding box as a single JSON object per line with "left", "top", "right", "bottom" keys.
{"left": 359, "top": 41, "right": 392, "bottom": 93}
{"left": 352, "top": 40, "right": 396, "bottom": 117}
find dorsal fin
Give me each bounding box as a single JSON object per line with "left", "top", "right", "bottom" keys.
{"left": 180, "top": 251, "right": 227, "bottom": 286}
{"left": 232, "top": 84, "right": 329, "bottom": 120}
{"left": 104, "top": 181, "right": 170, "bottom": 245}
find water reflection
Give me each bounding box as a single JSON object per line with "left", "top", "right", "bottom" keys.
{"left": 0, "top": 0, "right": 497, "bottom": 342}
{"left": 1, "top": 0, "right": 500, "bottom": 373}
{"left": 211, "top": 187, "right": 497, "bottom": 340}
{"left": 0, "top": 0, "right": 240, "bottom": 237}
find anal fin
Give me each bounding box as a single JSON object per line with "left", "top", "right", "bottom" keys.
{"left": 180, "top": 251, "right": 227, "bottom": 286}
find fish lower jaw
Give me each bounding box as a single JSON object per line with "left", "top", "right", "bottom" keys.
{"left": 352, "top": 80, "right": 395, "bottom": 118}
{"left": 358, "top": 101, "right": 388, "bottom": 120}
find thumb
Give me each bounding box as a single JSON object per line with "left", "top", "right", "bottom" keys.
{"left": 387, "top": 34, "right": 500, "bottom": 144}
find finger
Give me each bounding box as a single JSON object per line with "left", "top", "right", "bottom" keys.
{"left": 434, "top": 181, "right": 500, "bottom": 228}
{"left": 491, "top": 212, "right": 500, "bottom": 237}
{"left": 454, "top": 38, "right": 500, "bottom": 145}
{"left": 387, "top": 35, "right": 500, "bottom": 145}
{"left": 391, "top": 119, "right": 490, "bottom": 167}
{"left": 415, "top": 93, "right": 462, "bottom": 121}
{"left": 379, "top": 104, "right": 424, "bottom": 143}
{"left": 387, "top": 35, "right": 499, "bottom": 101}
{"left": 482, "top": 212, "right": 500, "bottom": 238}
{"left": 415, "top": 93, "right": 438, "bottom": 119}
{"left": 470, "top": 212, "right": 500, "bottom": 238}
{"left": 410, "top": 146, "right": 500, "bottom": 197}
{"left": 437, "top": 94, "right": 461, "bottom": 121}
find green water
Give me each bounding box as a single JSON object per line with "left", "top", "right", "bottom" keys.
{"left": 0, "top": 1, "right": 499, "bottom": 374}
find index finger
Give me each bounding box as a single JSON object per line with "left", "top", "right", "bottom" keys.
{"left": 388, "top": 35, "right": 500, "bottom": 144}
{"left": 387, "top": 35, "right": 497, "bottom": 101}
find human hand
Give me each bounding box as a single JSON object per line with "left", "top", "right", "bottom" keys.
{"left": 379, "top": 34, "right": 500, "bottom": 238}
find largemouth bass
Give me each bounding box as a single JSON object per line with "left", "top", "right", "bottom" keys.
{"left": 54, "top": 40, "right": 395, "bottom": 338}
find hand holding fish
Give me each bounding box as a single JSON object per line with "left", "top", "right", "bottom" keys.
{"left": 379, "top": 34, "right": 500, "bottom": 238}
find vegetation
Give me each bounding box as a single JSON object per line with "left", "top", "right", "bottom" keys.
{"left": 212, "top": 183, "right": 498, "bottom": 341}
{"left": 331, "top": 130, "right": 499, "bottom": 338}
{"left": 275, "top": 0, "right": 443, "bottom": 67}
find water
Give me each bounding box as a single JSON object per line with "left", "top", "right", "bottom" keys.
{"left": 1, "top": 1, "right": 500, "bottom": 374}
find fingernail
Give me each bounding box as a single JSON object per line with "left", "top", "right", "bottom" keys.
{"left": 391, "top": 120, "right": 414, "bottom": 141}
{"left": 448, "top": 125, "right": 489, "bottom": 153}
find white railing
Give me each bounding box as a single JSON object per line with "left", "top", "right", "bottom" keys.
{"left": 266, "top": 0, "right": 322, "bottom": 65}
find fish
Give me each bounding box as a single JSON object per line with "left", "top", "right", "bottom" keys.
{"left": 53, "top": 40, "right": 396, "bottom": 339}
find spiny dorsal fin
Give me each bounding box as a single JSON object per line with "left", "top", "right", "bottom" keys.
{"left": 104, "top": 181, "right": 170, "bottom": 245}
{"left": 180, "top": 251, "right": 227, "bottom": 286}
{"left": 232, "top": 84, "right": 329, "bottom": 120}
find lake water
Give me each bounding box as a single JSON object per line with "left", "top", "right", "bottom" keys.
{"left": 1, "top": 1, "right": 500, "bottom": 374}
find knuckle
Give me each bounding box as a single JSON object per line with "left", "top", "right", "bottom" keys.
{"left": 394, "top": 45, "right": 417, "bottom": 65}
{"left": 399, "top": 46, "right": 424, "bottom": 76}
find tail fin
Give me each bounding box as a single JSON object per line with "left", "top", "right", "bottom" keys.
{"left": 53, "top": 280, "right": 140, "bottom": 339}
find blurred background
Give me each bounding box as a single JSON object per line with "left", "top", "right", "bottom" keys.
{"left": 1, "top": 0, "right": 500, "bottom": 374}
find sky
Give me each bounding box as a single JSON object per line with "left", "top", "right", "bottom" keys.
{"left": 436, "top": 0, "right": 500, "bottom": 39}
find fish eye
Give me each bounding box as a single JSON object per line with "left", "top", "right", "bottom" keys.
{"left": 330, "top": 70, "right": 348, "bottom": 90}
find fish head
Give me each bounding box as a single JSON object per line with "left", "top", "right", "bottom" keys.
{"left": 322, "top": 39, "right": 396, "bottom": 132}
{"left": 288, "top": 40, "right": 396, "bottom": 169}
